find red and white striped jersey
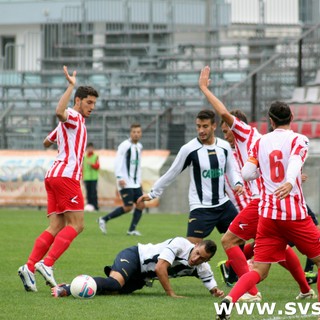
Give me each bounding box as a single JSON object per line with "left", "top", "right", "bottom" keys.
{"left": 47, "top": 127, "right": 57, "bottom": 143}
{"left": 230, "top": 116, "right": 262, "bottom": 196}
{"left": 249, "top": 128, "right": 309, "bottom": 220}
{"left": 45, "top": 108, "right": 87, "bottom": 181}
{"left": 225, "top": 149, "right": 252, "bottom": 211}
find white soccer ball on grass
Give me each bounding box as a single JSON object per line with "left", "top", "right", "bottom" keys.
{"left": 70, "top": 274, "right": 97, "bottom": 299}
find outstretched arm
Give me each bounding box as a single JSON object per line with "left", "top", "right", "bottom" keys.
{"left": 155, "top": 259, "right": 184, "bottom": 298}
{"left": 56, "top": 66, "right": 77, "bottom": 122}
{"left": 199, "top": 66, "right": 234, "bottom": 128}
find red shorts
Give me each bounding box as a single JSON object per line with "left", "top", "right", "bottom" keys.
{"left": 254, "top": 215, "right": 320, "bottom": 263}
{"left": 45, "top": 177, "right": 84, "bottom": 215}
{"left": 228, "top": 198, "right": 260, "bottom": 241}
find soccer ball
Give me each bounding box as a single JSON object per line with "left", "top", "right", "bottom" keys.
{"left": 70, "top": 275, "right": 97, "bottom": 299}
{"left": 84, "top": 204, "right": 95, "bottom": 212}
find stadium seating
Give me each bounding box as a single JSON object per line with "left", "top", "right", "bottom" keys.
{"left": 292, "top": 104, "right": 309, "bottom": 120}
{"left": 310, "top": 105, "right": 320, "bottom": 121}
{"left": 314, "top": 122, "right": 320, "bottom": 138}
{"left": 305, "top": 87, "right": 320, "bottom": 103}
{"left": 300, "top": 122, "right": 313, "bottom": 138}
{"left": 259, "top": 122, "right": 268, "bottom": 134}
{"left": 290, "top": 122, "right": 299, "bottom": 133}
{"left": 288, "top": 87, "right": 306, "bottom": 104}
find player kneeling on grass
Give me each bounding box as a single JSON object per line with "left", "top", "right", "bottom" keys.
{"left": 52, "top": 237, "right": 224, "bottom": 298}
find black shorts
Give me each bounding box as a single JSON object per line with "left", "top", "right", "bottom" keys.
{"left": 110, "top": 246, "right": 140, "bottom": 280}
{"left": 105, "top": 246, "right": 146, "bottom": 294}
{"left": 119, "top": 187, "right": 143, "bottom": 206}
{"left": 187, "top": 200, "right": 238, "bottom": 238}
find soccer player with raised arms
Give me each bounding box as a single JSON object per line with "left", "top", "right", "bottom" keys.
{"left": 138, "top": 109, "right": 243, "bottom": 245}
{"left": 18, "top": 66, "right": 99, "bottom": 292}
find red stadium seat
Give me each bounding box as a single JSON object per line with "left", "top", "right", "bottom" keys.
{"left": 293, "top": 105, "right": 310, "bottom": 120}
{"left": 249, "top": 121, "right": 258, "bottom": 129}
{"left": 314, "top": 122, "right": 320, "bottom": 138}
{"left": 300, "top": 122, "right": 313, "bottom": 138}
{"left": 290, "top": 122, "right": 299, "bottom": 132}
{"left": 259, "top": 122, "right": 268, "bottom": 134}
{"left": 310, "top": 105, "right": 320, "bottom": 121}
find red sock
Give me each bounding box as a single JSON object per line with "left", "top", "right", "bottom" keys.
{"left": 243, "top": 243, "right": 254, "bottom": 260}
{"left": 229, "top": 270, "right": 261, "bottom": 302}
{"left": 278, "top": 246, "right": 310, "bottom": 294}
{"left": 27, "top": 231, "right": 54, "bottom": 273}
{"left": 44, "top": 226, "right": 78, "bottom": 267}
{"left": 226, "top": 246, "right": 258, "bottom": 295}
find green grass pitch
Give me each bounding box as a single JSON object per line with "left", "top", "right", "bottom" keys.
{"left": 0, "top": 208, "right": 317, "bottom": 320}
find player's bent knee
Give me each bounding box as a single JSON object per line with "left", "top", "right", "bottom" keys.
{"left": 123, "top": 206, "right": 133, "bottom": 212}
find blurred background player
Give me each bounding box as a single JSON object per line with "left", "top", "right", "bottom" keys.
{"left": 98, "top": 124, "right": 145, "bottom": 236}
{"left": 83, "top": 142, "right": 100, "bottom": 211}
{"left": 138, "top": 109, "right": 243, "bottom": 245}
{"left": 18, "top": 66, "right": 99, "bottom": 292}
{"left": 51, "top": 237, "right": 224, "bottom": 298}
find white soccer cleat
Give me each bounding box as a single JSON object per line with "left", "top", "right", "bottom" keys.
{"left": 35, "top": 260, "right": 57, "bottom": 287}
{"left": 97, "top": 217, "right": 106, "bottom": 234}
{"left": 18, "top": 264, "right": 37, "bottom": 292}
{"left": 238, "top": 292, "right": 262, "bottom": 302}
{"left": 127, "top": 230, "right": 142, "bottom": 236}
{"left": 296, "top": 289, "right": 317, "bottom": 300}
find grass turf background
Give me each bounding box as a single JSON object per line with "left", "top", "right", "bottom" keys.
{"left": 0, "top": 208, "right": 317, "bottom": 320}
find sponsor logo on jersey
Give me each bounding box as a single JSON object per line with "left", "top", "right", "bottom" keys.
{"left": 202, "top": 168, "right": 224, "bottom": 179}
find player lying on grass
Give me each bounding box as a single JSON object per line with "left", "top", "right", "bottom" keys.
{"left": 52, "top": 237, "right": 224, "bottom": 298}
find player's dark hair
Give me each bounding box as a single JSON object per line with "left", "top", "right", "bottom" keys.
{"left": 197, "top": 109, "right": 216, "bottom": 124}
{"left": 130, "top": 123, "right": 141, "bottom": 130}
{"left": 74, "top": 86, "right": 99, "bottom": 104}
{"left": 87, "top": 142, "right": 94, "bottom": 148}
{"left": 220, "top": 109, "right": 248, "bottom": 127}
{"left": 268, "top": 101, "right": 292, "bottom": 126}
{"left": 201, "top": 239, "right": 217, "bottom": 257}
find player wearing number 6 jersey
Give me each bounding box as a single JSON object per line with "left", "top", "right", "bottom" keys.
{"left": 200, "top": 66, "right": 314, "bottom": 302}
{"left": 215, "top": 101, "right": 320, "bottom": 320}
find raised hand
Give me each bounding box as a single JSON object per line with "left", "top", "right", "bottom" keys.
{"left": 199, "top": 65, "right": 211, "bottom": 90}
{"left": 63, "top": 65, "right": 77, "bottom": 86}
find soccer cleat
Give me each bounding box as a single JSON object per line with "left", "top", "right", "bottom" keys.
{"left": 238, "top": 292, "right": 262, "bottom": 302}
{"left": 18, "top": 264, "right": 37, "bottom": 292}
{"left": 215, "top": 297, "right": 232, "bottom": 320}
{"left": 35, "top": 260, "right": 57, "bottom": 287}
{"left": 97, "top": 217, "right": 106, "bottom": 234}
{"left": 127, "top": 230, "right": 142, "bottom": 236}
{"left": 51, "top": 283, "right": 70, "bottom": 298}
{"left": 305, "top": 271, "right": 318, "bottom": 284}
{"left": 217, "top": 260, "right": 237, "bottom": 287}
{"left": 296, "top": 289, "right": 317, "bottom": 300}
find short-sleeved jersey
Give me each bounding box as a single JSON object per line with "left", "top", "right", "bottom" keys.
{"left": 46, "top": 127, "right": 57, "bottom": 143}
{"left": 249, "top": 128, "right": 309, "bottom": 220}
{"left": 225, "top": 149, "right": 252, "bottom": 211}
{"left": 114, "top": 139, "right": 143, "bottom": 189}
{"left": 138, "top": 237, "right": 217, "bottom": 291}
{"left": 45, "top": 108, "right": 87, "bottom": 181}
{"left": 231, "top": 116, "right": 262, "bottom": 196}
{"left": 150, "top": 137, "right": 243, "bottom": 211}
